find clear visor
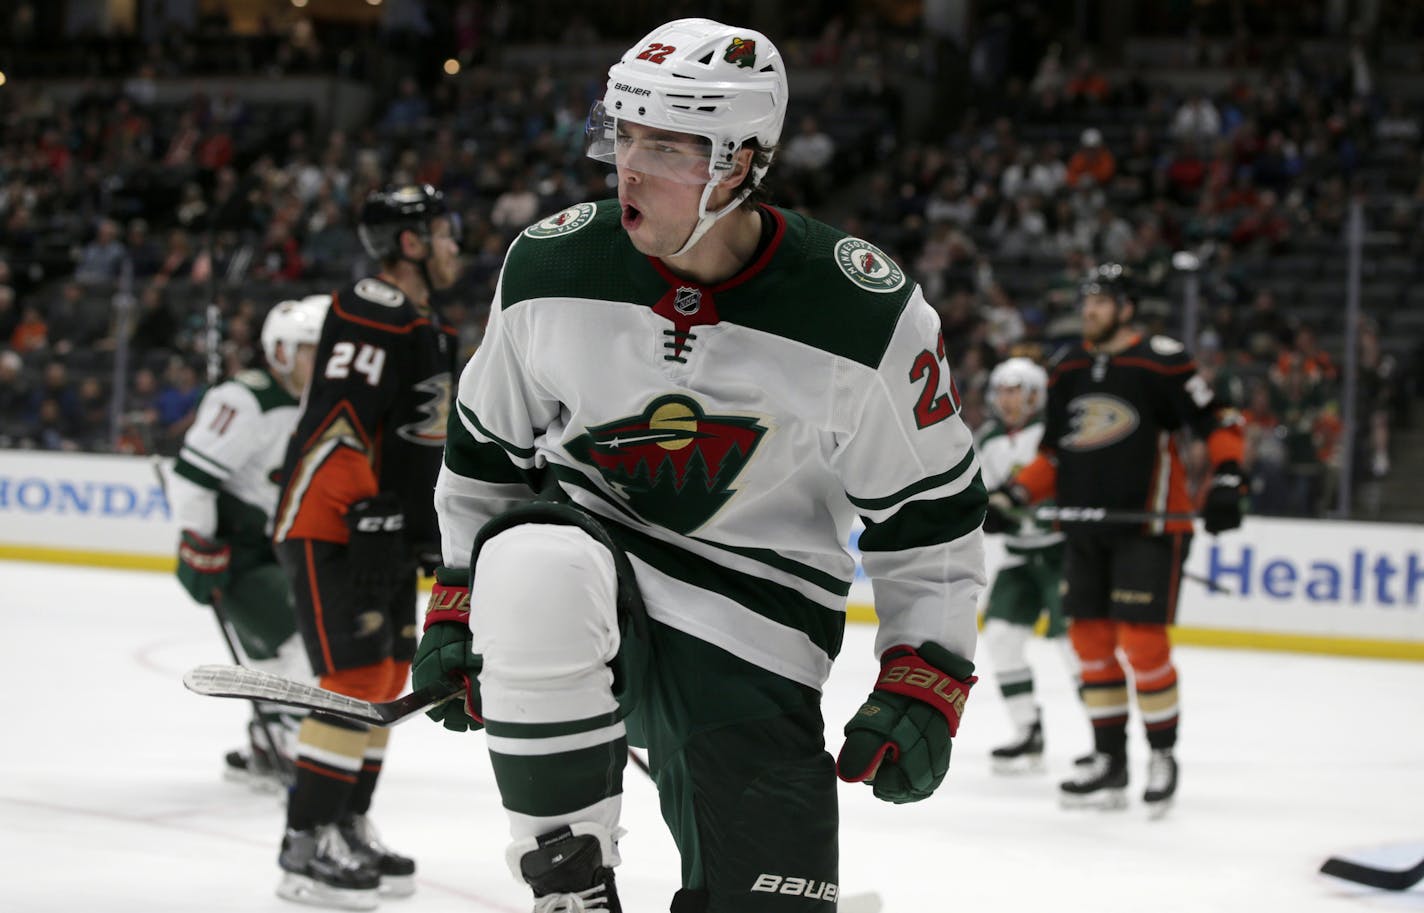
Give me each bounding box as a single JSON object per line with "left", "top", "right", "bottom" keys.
{"left": 585, "top": 101, "right": 717, "bottom": 185}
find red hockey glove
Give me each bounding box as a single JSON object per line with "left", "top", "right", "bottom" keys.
{"left": 411, "top": 567, "right": 483, "bottom": 732}
{"left": 837, "top": 642, "right": 976, "bottom": 804}
{"left": 177, "top": 529, "right": 231, "bottom": 606}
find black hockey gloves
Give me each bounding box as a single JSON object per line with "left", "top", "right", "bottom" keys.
{"left": 346, "top": 493, "right": 408, "bottom": 601}
{"left": 412, "top": 566, "right": 484, "bottom": 732}
{"left": 837, "top": 642, "right": 977, "bottom": 803}
{"left": 1202, "top": 460, "right": 1247, "bottom": 535}
{"left": 981, "top": 486, "right": 1024, "bottom": 535}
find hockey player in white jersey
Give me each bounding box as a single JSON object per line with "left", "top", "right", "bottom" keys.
{"left": 976, "top": 357, "right": 1079, "bottom": 773}
{"left": 169, "top": 295, "right": 329, "bottom": 788}
{"left": 414, "top": 18, "right": 986, "bottom": 913}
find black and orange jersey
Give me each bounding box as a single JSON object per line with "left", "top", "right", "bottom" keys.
{"left": 274, "top": 275, "right": 458, "bottom": 551}
{"left": 1013, "top": 333, "right": 1243, "bottom": 534}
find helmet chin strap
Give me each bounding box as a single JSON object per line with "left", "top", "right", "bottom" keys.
{"left": 669, "top": 178, "right": 755, "bottom": 260}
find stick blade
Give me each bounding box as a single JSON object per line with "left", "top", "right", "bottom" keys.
{"left": 1320, "top": 855, "right": 1424, "bottom": 891}
{"left": 183, "top": 664, "right": 387, "bottom": 726}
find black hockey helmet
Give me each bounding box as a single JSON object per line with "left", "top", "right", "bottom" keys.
{"left": 1079, "top": 261, "right": 1136, "bottom": 306}
{"left": 357, "top": 184, "right": 450, "bottom": 262}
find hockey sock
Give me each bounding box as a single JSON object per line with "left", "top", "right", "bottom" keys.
{"left": 1120, "top": 622, "right": 1179, "bottom": 750}
{"left": 286, "top": 714, "right": 367, "bottom": 832}
{"left": 345, "top": 727, "right": 390, "bottom": 816}
{"left": 983, "top": 619, "right": 1038, "bottom": 729}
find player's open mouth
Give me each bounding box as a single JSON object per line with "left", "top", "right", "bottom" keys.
{"left": 621, "top": 204, "right": 643, "bottom": 230}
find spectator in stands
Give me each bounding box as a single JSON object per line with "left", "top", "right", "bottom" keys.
{"left": 1241, "top": 288, "right": 1292, "bottom": 360}
{"left": 489, "top": 174, "right": 541, "bottom": 232}
{"left": 1242, "top": 379, "right": 1289, "bottom": 514}
{"left": 125, "top": 219, "right": 162, "bottom": 278}
{"left": 0, "top": 348, "right": 32, "bottom": 443}
{"left": 782, "top": 115, "right": 837, "bottom": 205}
{"left": 32, "top": 397, "right": 79, "bottom": 451}
{"left": 74, "top": 218, "right": 128, "bottom": 285}
{"left": 130, "top": 283, "right": 180, "bottom": 355}
{"left": 1066, "top": 128, "right": 1116, "bottom": 188}
{"left": 154, "top": 357, "right": 203, "bottom": 452}
{"left": 382, "top": 76, "right": 430, "bottom": 134}
{"left": 10, "top": 303, "right": 49, "bottom": 354}
{"left": 0, "top": 285, "right": 19, "bottom": 344}
{"left": 1276, "top": 325, "right": 1337, "bottom": 386}
{"left": 1269, "top": 354, "right": 1328, "bottom": 516}
{"left": 1171, "top": 93, "right": 1222, "bottom": 142}
{"left": 29, "top": 360, "right": 81, "bottom": 431}
{"left": 1064, "top": 52, "right": 1110, "bottom": 105}
{"left": 74, "top": 376, "right": 111, "bottom": 450}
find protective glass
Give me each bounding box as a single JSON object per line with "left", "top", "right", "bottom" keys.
{"left": 585, "top": 101, "right": 715, "bottom": 185}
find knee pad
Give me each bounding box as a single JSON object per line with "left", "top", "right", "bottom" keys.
{"left": 470, "top": 523, "right": 621, "bottom": 678}
{"left": 1068, "top": 618, "right": 1120, "bottom": 682}
{"left": 1118, "top": 622, "right": 1173, "bottom": 680}
{"left": 320, "top": 657, "right": 402, "bottom": 702}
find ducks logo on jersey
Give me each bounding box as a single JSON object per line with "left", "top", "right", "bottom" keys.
{"left": 566, "top": 394, "right": 767, "bottom": 534}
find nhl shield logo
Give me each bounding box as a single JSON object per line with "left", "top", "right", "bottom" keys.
{"left": 524, "top": 202, "right": 598, "bottom": 240}
{"left": 833, "top": 237, "right": 906, "bottom": 293}
{"left": 673, "top": 286, "right": 703, "bottom": 315}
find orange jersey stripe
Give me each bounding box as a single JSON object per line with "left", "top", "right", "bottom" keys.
{"left": 305, "top": 540, "right": 336, "bottom": 673}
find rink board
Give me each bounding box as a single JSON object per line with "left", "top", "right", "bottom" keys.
{"left": 1, "top": 450, "right": 1420, "bottom": 659}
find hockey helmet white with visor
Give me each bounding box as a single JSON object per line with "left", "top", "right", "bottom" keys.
{"left": 586, "top": 18, "right": 789, "bottom": 255}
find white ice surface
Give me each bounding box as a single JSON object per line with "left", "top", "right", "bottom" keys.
{"left": 1, "top": 560, "right": 1421, "bottom": 912}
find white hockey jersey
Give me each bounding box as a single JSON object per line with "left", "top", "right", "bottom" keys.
{"left": 975, "top": 418, "right": 1063, "bottom": 551}
{"left": 170, "top": 368, "right": 299, "bottom": 567}
{"left": 435, "top": 201, "right": 986, "bottom": 689}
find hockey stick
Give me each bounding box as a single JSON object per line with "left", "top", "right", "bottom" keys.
{"left": 209, "top": 597, "right": 297, "bottom": 787}
{"left": 184, "top": 664, "right": 461, "bottom": 727}
{"left": 1032, "top": 506, "right": 1199, "bottom": 525}
{"left": 1320, "top": 854, "right": 1424, "bottom": 891}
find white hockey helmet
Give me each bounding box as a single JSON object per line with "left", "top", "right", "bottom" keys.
{"left": 261, "top": 294, "right": 331, "bottom": 374}
{"left": 587, "top": 18, "right": 789, "bottom": 255}
{"left": 987, "top": 357, "right": 1048, "bottom": 422}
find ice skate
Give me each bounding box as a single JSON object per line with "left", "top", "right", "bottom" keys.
{"left": 277, "top": 824, "right": 380, "bottom": 910}
{"left": 1143, "top": 749, "right": 1178, "bottom": 819}
{"left": 224, "top": 719, "right": 292, "bottom": 792}
{"left": 990, "top": 720, "right": 1044, "bottom": 774}
{"left": 338, "top": 813, "right": 417, "bottom": 897}
{"left": 1059, "top": 752, "right": 1128, "bottom": 810}
{"left": 513, "top": 824, "right": 622, "bottom": 913}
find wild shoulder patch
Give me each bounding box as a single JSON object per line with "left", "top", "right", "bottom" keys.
{"left": 524, "top": 203, "right": 598, "bottom": 240}
{"left": 833, "top": 237, "right": 905, "bottom": 293}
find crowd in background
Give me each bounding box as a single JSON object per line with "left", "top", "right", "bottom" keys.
{"left": 0, "top": 2, "right": 1421, "bottom": 520}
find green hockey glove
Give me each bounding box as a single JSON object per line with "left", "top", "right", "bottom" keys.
{"left": 412, "top": 566, "right": 484, "bottom": 732}
{"left": 836, "top": 642, "right": 977, "bottom": 804}
{"left": 177, "top": 529, "right": 231, "bottom": 606}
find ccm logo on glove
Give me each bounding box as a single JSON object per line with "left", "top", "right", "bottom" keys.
{"left": 354, "top": 514, "right": 404, "bottom": 533}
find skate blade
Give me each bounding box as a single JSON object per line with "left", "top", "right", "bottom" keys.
{"left": 991, "top": 754, "right": 1046, "bottom": 776}
{"left": 223, "top": 766, "right": 286, "bottom": 794}
{"left": 277, "top": 873, "right": 379, "bottom": 911}
{"left": 1144, "top": 797, "right": 1174, "bottom": 820}
{"left": 379, "top": 874, "right": 416, "bottom": 898}
{"left": 1059, "top": 788, "right": 1128, "bottom": 811}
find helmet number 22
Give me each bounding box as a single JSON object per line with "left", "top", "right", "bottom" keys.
{"left": 908, "top": 335, "right": 960, "bottom": 429}
{"left": 636, "top": 43, "right": 676, "bottom": 64}
{"left": 325, "top": 342, "right": 387, "bottom": 387}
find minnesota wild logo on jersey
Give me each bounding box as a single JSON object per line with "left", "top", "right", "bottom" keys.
{"left": 565, "top": 394, "right": 767, "bottom": 534}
